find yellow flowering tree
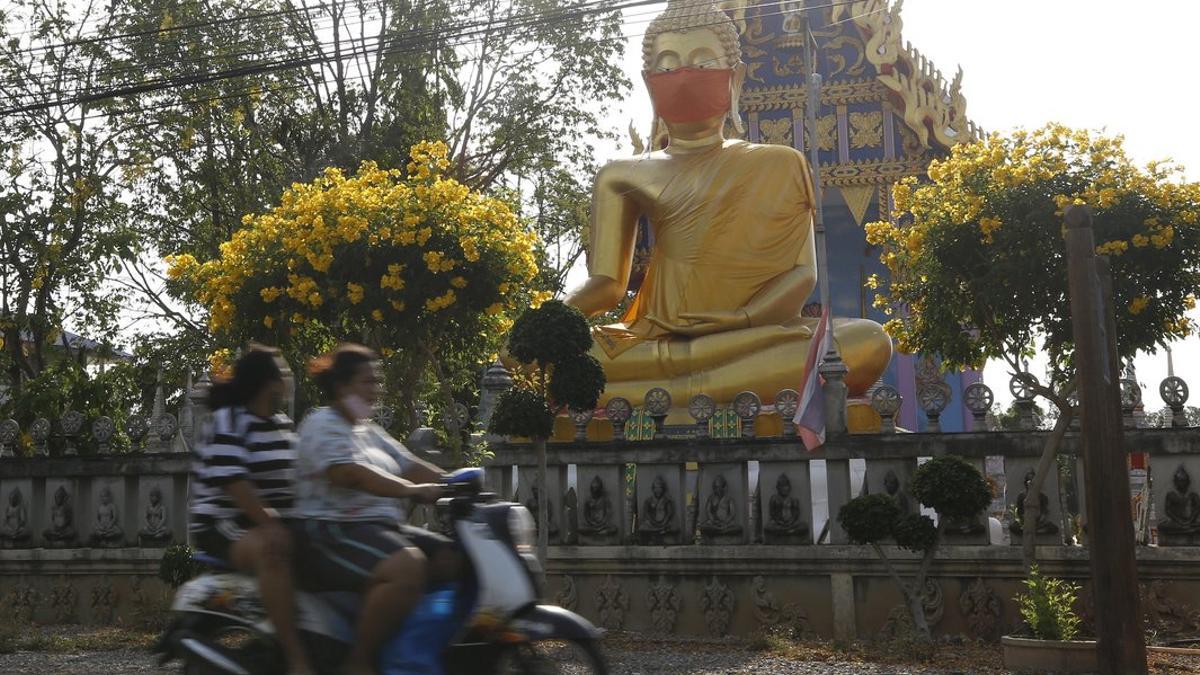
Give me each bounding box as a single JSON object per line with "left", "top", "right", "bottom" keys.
{"left": 868, "top": 124, "right": 1199, "bottom": 370}
{"left": 167, "top": 141, "right": 547, "bottom": 443}
{"left": 867, "top": 124, "right": 1200, "bottom": 567}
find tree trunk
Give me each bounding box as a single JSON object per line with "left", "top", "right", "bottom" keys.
{"left": 427, "top": 350, "right": 463, "bottom": 463}
{"left": 1022, "top": 408, "right": 1073, "bottom": 571}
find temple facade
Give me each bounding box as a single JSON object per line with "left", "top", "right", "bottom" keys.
{"left": 734, "top": 0, "right": 982, "bottom": 431}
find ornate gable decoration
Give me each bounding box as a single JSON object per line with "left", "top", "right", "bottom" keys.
{"left": 831, "top": 1, "right": 981, "bottom": 149}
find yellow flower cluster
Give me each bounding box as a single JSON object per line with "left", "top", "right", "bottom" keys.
{"left": 425, "top": 289, "right": 457, "bottom": 312}
{"left": 1096, "top": 240, "right": 1129, "bottom": 257}
{"left": 1128, "top": 296, "right": 1149, "bottom": 315}
{"left": 166, "top": 140, "right": 545, "bottom": 336}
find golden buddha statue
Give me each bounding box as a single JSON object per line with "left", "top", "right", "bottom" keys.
{"left": 566, "top": 0, "right": 892, "bottom": 406}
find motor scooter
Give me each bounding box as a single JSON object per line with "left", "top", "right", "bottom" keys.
{"left": 154, "top": 468, "right": 606, "bottom": 674}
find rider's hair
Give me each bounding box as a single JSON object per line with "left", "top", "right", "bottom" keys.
{"left": 208, "top": 345, "right": 283, "bottom": 411}
{"left": 308, "top": 343, "right": 378, "bottom": 402}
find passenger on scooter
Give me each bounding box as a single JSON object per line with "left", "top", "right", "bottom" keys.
{"left": 296, "top": 344, "right": 451, "bottom": 675}
{"left": 191, "top": 346, "right": 315, "bottom": 675}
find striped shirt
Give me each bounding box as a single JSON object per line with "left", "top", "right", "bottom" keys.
{"left": 190, "top": 406, "right": 296, "bottom": 534}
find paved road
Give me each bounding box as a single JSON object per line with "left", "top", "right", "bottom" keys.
{"left": 0, "top": 646, "right": 985, "bottom": 674}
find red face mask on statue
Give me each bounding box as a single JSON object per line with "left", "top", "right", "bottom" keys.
{"left": 644, "top": 67, "right": 732, "bottom": 125}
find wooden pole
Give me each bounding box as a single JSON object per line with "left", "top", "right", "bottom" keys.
{"left": 1063, "top": 205, "right": 1146, "bottom": 674}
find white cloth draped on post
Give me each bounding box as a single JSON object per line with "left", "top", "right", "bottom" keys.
{"left": 793, "top": 309, "right": 831, "bottom": 451}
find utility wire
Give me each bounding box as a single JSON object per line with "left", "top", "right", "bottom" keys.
{"left": 2, "top": 0, "right": 871, "bottom": 116}
{"left": 0, "top": 0, "right": 652, "bottom": 113}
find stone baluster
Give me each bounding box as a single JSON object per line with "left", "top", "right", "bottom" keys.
{"left": 179, "top": 372, "right": 195, "bottom": 444}
{"left": 127, "top": 416, "right": 150, "bottom": 453}
{"left": 688, "top": 395, "right": 716, "bottom": 439}
{"left": 733, "top": 391, "right": 762, "bottom": 439}
{"left": 1160, "top": 376, "right": 1190, "bottom": 428}
{"left": 59, "top": 411, "right": 84, "bottom": 456}
{"left": 0, "top": 419, "right": 18, "bottom": 457}
{"left": 918, "top": 383, "right": 950, "bottom": 433}
{"left": 30, "top": 418, "right": 50, "bottom": 456}
{"left": 775, "top": 389, "right": 800, "bottom": 438}
{"left": 605, "top": 398, "right": 632, "bottom": 442}
{"left": 156, "top": 412, "right": 179, "bottom": 453}
{"left": 962, "top": 383, "right": 994, "bottom": 432}
{"left": 871, "top": 385, "right": 902, "bottom": 434}
{"left": 819, "top": 353, "right": 850, "bottom": 436}
{"left": 644, "top": 388, "right": 672, "bottom": 441}
{"left": 1010, "top": 374, "right": 1038, "bottom": 431}
{"left": 571, "top": 409, "right": 594, "bottom": 443}
{"left": 1119, "top": 379, "right": 1141, "bottom": 430}
{"left": 479, "top": 361, "right": 513, "bottom": 442}
{"left": 92, "top": 417, "right": 115, "bottom": 455}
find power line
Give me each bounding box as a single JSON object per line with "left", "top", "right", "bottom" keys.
{"left": 0, "top": 0, "right": 648, "bottom": 114}
{"left": 2, "top": 0, "right": 867, "bottom": 117}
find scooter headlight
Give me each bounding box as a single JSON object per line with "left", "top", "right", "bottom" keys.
{"left": 508, "top": 505, "right": 536, "bottom": 555}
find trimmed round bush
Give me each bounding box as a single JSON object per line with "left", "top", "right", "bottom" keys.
{"left": 488, "top": 387, "right": 555, "bottom": 439}
{"left": 507, "top": 300, "right": 592, "bottom": 366}
{"left": 893, "top": 513, "right": 938, "bottom": 553}
{"left": 548, "top": 353, "right": 607, "bottom": 412}
{"left": 910, "top": 455, "right": 992, "bottom": 520}
{"left": 838, "top": 493, "right": 901, "bottom": 545}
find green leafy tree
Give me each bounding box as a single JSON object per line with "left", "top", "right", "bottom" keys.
{"left": 866, "top": 125, "right": 1200, "bottom": 567}
{"left": 839, "top": 456, "right": 991, "bottom": 640}
{"left": 0, "top": 2, "right": 141, "bottom": 393}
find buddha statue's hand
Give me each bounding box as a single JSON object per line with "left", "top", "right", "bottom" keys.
{"left": 647, "top": 310, "right": 750, "bottom": 337}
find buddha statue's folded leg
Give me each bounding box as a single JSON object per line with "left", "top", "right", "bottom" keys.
{"left": 596, "top": 317, "right": 891, "bottom": 404}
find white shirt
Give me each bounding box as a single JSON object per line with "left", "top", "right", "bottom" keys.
{"left": 295, "top": 407, "right": 417, "bottom": 522}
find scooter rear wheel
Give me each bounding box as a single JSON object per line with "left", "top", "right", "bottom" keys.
{"left": 494, "top": 638, "right": 607, "bottom": 675}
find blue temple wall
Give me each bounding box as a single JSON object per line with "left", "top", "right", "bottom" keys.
{"left": 736, "top": 2, "right": 977, "bottom": 431}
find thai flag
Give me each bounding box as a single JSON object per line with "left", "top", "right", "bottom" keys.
{"left": 793, "top": 309, "right": 831, "bottom": 451}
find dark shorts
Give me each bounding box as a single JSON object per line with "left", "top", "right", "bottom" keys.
{"left": 297, "top": 520, "right": 451, "bottom": 592}
{"left": 191, "top": 517, "right": 254, "bottom": 563}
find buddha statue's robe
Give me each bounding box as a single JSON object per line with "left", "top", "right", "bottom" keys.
{"left": 587, "top": 140, "right": 890, "bottom": 404}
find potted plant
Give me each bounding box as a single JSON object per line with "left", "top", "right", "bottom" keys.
{"left": 838, "top": 455, "right": 992, "bottom": 640}
{"left": 1002, "top": 564, "right": 1098, "bottom": 674}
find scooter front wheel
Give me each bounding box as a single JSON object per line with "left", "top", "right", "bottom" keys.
{"left": 494, "top": 638, "right": 607, "bottom": 675}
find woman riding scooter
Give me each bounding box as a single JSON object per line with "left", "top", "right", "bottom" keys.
{"left": 191, "top": 346, "right": 315, "bottom": 675}
{"left": 295, "top": 343, "right": 452, "bottom": 675}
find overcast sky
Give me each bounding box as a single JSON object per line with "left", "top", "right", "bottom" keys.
{"left": 586, "top": 0, "right": 1200, "bottom": 413}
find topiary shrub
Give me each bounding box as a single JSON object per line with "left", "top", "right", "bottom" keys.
{"left": 910, "top": 455, "right": 993, "bottom": 521}
{"left": 491, "top": 300, "right": 604, "bottom": 440}
{"left": 507, "top": 300, "right": 593, "bottom": 367}
{"left": 837, "top": 454, "right": 992, "bottom": 641}
{"left": 489, "top": 388, "right": 555, "bottom": 440}
{"left": 839, "top": 493, "right": 901, "bottom": 545}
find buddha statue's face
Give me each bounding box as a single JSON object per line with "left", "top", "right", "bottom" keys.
{"left": 776, "top": 474, "right": 791, "bottom": 497}
{"left": 652, "top": 476, "right": 666, "bottom": 499}
{"left": 884, "top": 471, "right": 900, "bottom": 495}
{"left": 100, "top": 487, "right": 112, "bottom": 505}
{"left": 9, "top": 490, "right": 19, "bottom": 507}
{"left": 645, "top": 29, "right": 745, "bottom": 140}
{"left": 150, "top": 487, "right": 161, "bottom": 505}
{"left": 54, "top": 487, "right": 67, "bottom": 505}
{"left": 1024, "top": 469, "right": 1036, "bottom": 490}
{"left": 590, "top": 476, "right": 604, "bottom": 498}
{"left": 1176, "top": 466, "right": 1191, "bottom": 493}
{"left": 713, "top": 474, "right": 727, "bottom": 497}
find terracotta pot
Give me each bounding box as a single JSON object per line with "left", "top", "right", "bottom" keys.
{"left": 1001, "top": 636, "right": 1099, "bottom": 674}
